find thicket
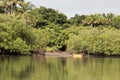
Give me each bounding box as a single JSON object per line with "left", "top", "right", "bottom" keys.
{"left": 0, "top": 14, "right": 67, "bottom": 54}
{"left": 66, "top": 27, "right": 120, "bottom": 55}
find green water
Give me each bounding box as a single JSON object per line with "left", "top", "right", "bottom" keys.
{"left": 0, "top": 56, "right": 120, "bottom": 80}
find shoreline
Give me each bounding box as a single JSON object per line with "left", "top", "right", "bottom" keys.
{"left": 0, "top": 51, "right": 120, "bottom": 58}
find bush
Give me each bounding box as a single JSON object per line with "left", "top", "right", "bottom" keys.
{"left": 0, "top": 14, "right": 34, "bottom": 54}
{"left": 9, "top": 38, "right": 30, "bottom": 54}
{"left": 67, "top": 27, "right": 120, "bottom": 55}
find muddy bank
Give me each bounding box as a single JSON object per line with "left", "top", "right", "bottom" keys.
{"left": 31, "top": 51, "right": 72, "bottom": 57}
{"left": 31, "top": 49, "right": 120, "bottom": 58}
{"left": 44, "top": 52, "right": 72, "bottom": 57}
{"left": 43, "top": 52, "right": 120, "bottom": 58}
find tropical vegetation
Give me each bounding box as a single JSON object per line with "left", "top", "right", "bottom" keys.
{"left": 0, "top": 0, "right": 120, "bottom": 56}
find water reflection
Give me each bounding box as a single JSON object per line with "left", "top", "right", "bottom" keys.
{"left": 0, "top": 56, "right": 120, "bottom": 80}
{"left": 0, "top": 56, "right": 35, "bottom": 80}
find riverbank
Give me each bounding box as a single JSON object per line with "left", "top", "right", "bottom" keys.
{"left": 31, "top": 51, "right": 120, "bottom": 58}
{"left": 31, "top": 51, "right": 73, "bottom": 57}
{"left": 1, "top": 50, "right": 120, "bottom": 58}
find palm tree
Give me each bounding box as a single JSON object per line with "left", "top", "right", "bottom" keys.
{"left": 82, "top": 14, "right": 109, "bottom": 27}
{"left": 0, "top": 0, "right": 24, "bottom": 14}
{"left": 16, "top": 2, "right": 35, "bottom": 25}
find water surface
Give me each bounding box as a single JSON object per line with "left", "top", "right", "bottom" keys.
{"left": 0, "top": 56, "right": 120, "bottom": 80}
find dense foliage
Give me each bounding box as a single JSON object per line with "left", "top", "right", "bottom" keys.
{"left": 66, "top": 27, "right": 120, "bottom": 55}
{"left": 0, "top": 0, "right": 120, "bottom": 55}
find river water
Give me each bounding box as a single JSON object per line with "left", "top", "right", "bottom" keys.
{"left": 0, "top": 56, "right": 120, "bottom": 80}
